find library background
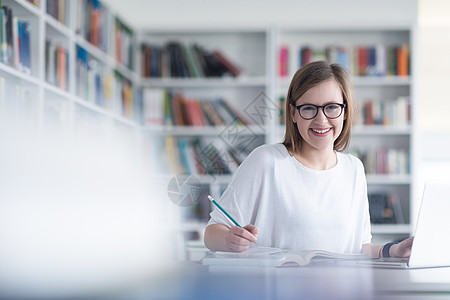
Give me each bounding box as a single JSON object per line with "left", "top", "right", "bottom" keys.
{"left": 1, "top": 0, "right": 449, "bottom": 261}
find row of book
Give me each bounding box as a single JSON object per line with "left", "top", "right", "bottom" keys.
{"left": 277, "top": 95, "right": 411, "bottom": 127}
{"left": 350, "top": 148, "right": 410, "bottom": 175}
{"left": 369, "top": 192, "right": 405, "bottom": 224}
{"left": 115, "top": 71, "right": 134, "bottom": 119}
{"left": 356, "top": 96, "right": 410, "bottom": 126}
{"left": 115, "top": 18, "right": 134, "bottom": 70}
{"left": 143, "top": 88, "right": 249, "bottom": 127}
{"left": 141, "top": 42, "right": 242, "bottom": 78}
{"left": 76, "top": 46, "right": 134, "bottom": 119}
{"left": 46, "top": 0, "right": 67, "bottom": 24}
{"left": 148, "top": 137, "right": 252, "bottom": 176}
{"left": 0, "top": 5, "right": 31, "bottom": 74}
{"left": 279, "top": 44, "right": 410, "bottom": 77}
{"left": 45, "top": 40, "right": 68, "bottom": 90}
{"left": 76, "top": 0, "right": 109, "bottom": 52}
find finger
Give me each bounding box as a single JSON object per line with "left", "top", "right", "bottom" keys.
{"left": 233, "top": 226, "right": 258, "bottom": 243}
{"left": 228, "top": 232, "right": 253, "bottom": 246}
{"left": 243, "top": 224, "right": 259, "bottom": 236}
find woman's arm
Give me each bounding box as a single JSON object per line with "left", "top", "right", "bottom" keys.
{"left": 362, "top": 237, "right": 414, "bottom": 258}
{"left": 204, "top": 223, "right": 258, "bottom": 252}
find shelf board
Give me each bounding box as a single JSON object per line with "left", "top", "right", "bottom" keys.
{"left": 140, "top": 76, "right": 267, "bottom": 88}
{"left": 278, "top": 76, "right": 410, "bottom": 88}
{"left": 173, "top": 221, "right": 207, "bottom": 232}
{"left": 11, "top": 0, "right": 41, "bottom": 17}
{"left": 143, "top": 124, "right": 265, "bottom": 136}
{"left": 352, "top": 125, "right": 411, "bottom": 135}
{"left": 44, "top": 14, "right": 73, "bottom": 38}
{"left": 371, "top": 224, "right": 410, "bottom": 234}
{"left": 274, "top": 124, "right": 411, "bottom": 136}
{"left": 72, "top": 96, "right": 140, "bottom": 128}
{"left": 75, "top": 35, "right": 115, "bottom": 66}
{"left": 43, "top": 82, "right": 71, "bottom": 98}
{"left": 0, "top": 63, "right": 39, "bottom": 85}
{"left": 366, "top": 174, "right": 411, "bottom": 184}
{"left": 115, "top": 62, "right": 136, "bottom": 81}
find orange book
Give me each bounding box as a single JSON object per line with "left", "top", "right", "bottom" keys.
{"left": 58, "top": 47, "right": 67, "bottom": 90}
{"left": 92, "top": 10, "right": 100, "bottom": 46}
{"left": 397, "top": 44, "right": 409, "bottom": 77}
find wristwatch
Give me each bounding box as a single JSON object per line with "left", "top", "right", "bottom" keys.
{"left": 382, "top": 242, "right": 399, "bottom": 258}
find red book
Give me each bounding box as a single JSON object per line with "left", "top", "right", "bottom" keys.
{"left": 358, "top": 47, "right": 368, "bottom": 76}
{"left": 279, "top": 46, "right": 288, "bottom": 77}
{"left": 212, "top": 50, "right": 241, "bottom": 77}
{"left": 364, "top": 101, "right": 374, "bottom": 125}
{"left": 301, "top": 47, "right": 312, "bottom": 66}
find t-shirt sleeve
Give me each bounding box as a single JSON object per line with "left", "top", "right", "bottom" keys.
{"left": 207, "top": 146, "right": 268, "bottom": 228}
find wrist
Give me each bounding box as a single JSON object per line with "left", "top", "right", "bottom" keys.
{"left": 389, "top": 243, "right": 399, "bottom": 257}
{"left": 382, "top": 242, "right": 399, "bottom": 258}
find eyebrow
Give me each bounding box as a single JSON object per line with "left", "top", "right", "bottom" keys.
{"left": 295, "top": 101, "right": 343, "bottom": 106}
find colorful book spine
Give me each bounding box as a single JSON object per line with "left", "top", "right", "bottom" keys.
{"left": 115, "top": 18, "right": 134, "bottom": 69}
{"left": 293, "top": 44, "right": 410, "bottom": 77}
{"left": 279, "top": 46, "right": 288, "bottom": 77}
{"left": 141, "top": 41, "right": 243, "bottom": 78}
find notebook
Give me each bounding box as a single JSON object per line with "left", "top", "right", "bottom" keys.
{"left": 353, "top": 181, "right": 450, "bottom": 269}
{"left": 201, "top": 246, "right": 370, "bottom": 268}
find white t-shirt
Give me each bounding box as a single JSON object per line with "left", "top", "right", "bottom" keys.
{"left": 207, "top": 143, "right": 372, "bottom": 254}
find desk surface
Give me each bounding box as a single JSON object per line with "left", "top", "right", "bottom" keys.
{"left": 133, "top": 261, "right": 450, "bottom": 300}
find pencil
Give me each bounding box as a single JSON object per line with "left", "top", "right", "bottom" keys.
{"left": 207, "top": 195, "right": 242, "bottom": 228}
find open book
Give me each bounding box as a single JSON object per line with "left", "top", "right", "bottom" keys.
{"left": 202, "top": 246, "right": 371, "bottom": 267}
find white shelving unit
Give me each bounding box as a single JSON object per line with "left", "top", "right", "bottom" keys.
{"left": 1, "top": 0, "right": 141, "bottom": 133}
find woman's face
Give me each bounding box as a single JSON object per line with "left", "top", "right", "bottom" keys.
{"left": 291, "top": 79, "right": 346, "bottom": 152}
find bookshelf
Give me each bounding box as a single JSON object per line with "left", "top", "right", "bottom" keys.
{"left": 0, "top": 0, "right": 140, "bottom": 132}
{"left": 1, "top": 1, "right": 417, "bottom": 258}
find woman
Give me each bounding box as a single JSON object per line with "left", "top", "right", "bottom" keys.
{"left": 204, "top": 61, "right": 412, "bottom": 258}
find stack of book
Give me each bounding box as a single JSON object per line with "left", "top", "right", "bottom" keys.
{"left": 114, "top": 71, "right": 133, "bottom": 119}
{"left": 115, "top": 18, "right": 133, "bottom": 70}
{"left": 76, "top": 0, "right": 109, "bottom": 52}
{"left": 0, "top": 5, "right": 31, "bottom": 74}
{"left": 46, "top": 0, "right": 67, "bottom": 24}
{"left": 147, "top": 137, "right": 251, "bottom": 176}
{"left": 141, "top": 42, "right": 242, "bottom": 78}
{"left": 143, "top": 89, "right": 249, "bottom": 127}
{"left": 350, "top": 148, "right": 410, "bottom": 175}
{"left": 45, "top": 40, "right": 68, "bottom": 90}
{"left": 357, "top": 96, "right": 410, "bottom": 126}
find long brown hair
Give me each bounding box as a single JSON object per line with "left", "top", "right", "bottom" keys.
{"left": 282, "top": 60, "right": 355, "bottom": 154}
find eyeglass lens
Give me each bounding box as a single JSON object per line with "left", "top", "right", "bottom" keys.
{"left": 298, "top": 104, "right": 343, "bottom": 119}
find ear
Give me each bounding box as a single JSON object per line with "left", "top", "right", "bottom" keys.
{"left": 290, "top": 104, "right": 297, "bottom": 123}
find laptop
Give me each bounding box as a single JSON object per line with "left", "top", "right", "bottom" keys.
{"left": 354, "top": 181, "right": 450, "bottom": 269}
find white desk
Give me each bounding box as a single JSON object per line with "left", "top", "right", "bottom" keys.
{"left": 131, "top": 262, "right": 450, "bottom": 300}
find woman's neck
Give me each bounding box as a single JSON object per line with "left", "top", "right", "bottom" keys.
{"left": 292, "top": 146, "right": 337, "bottom": 170}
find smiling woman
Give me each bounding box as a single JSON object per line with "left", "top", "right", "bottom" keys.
{"left": 203, "top": 61, "right": 413, "bottom": 260}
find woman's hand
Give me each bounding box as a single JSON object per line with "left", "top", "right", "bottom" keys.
{"left": 391, "top": 236, "right": 414, "bottom": 258}
{"left": 224, "top": 224, "right": 259, "bottom": 252}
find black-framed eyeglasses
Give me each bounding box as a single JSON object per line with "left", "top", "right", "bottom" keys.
{"left": 295, "top": 103, "right": 346, "bottom": 120}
